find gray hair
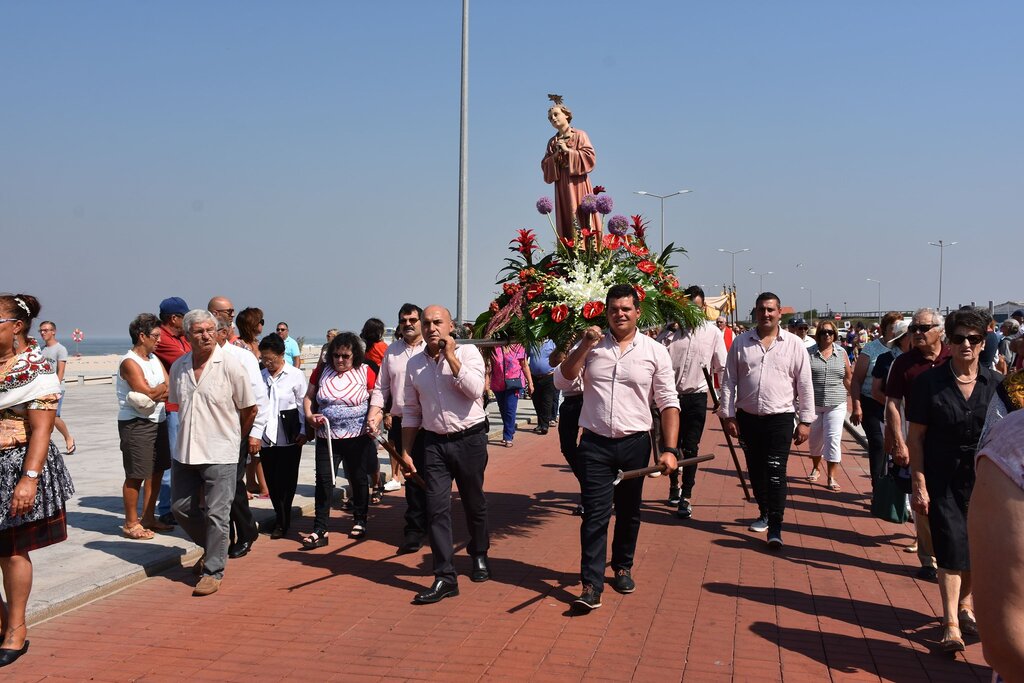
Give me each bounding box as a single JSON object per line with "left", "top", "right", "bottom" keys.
{"left": 216, "top": 317, "right": 234, "bottom": 332}
{"left": 912, "top": 307, "right": 943, "bottom": 328}
{"left": 182, "top": 309, "right": 217, "bottom": 334}
{"left": 1002, "top": 318, "right": 1020, "bottom": 333}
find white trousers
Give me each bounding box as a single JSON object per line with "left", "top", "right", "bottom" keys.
{"left": 809, "top": 404, "right": 845, "bottom": 463}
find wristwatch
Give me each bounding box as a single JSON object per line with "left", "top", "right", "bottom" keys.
{"left": 661, "top": 447, "right": 681, "bottom": 458}
{"left": 22, "top": 470, "right": 40, "bottom": 480}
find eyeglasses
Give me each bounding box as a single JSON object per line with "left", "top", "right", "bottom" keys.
{"left": 399, "top": 317, "right": 420, "bottom": 325}
{"left": 276, "top": 327, "right": 288, "bottom": 332}
{"left": 259, "top": 319, "right": 265, "bottom": 325}
{"left": 818, "top": 329, "right": 836, "bottom": 336}
{"left": 949, "top": 333, "right": 985, "bottom": 346}
{"left": 797, "top": 326, "right": 809, "bottom": 331}
{"left": 215, "top": 308, "right": 235, "bottom": 316}
{"left": 908, "top": 323, "right": 938, "bottom": 333}
{"left": 0, "top": 318, "right": 18, "bottom": 324}
{"left": 333, "top": 353, "right": 352, "bottom": 360}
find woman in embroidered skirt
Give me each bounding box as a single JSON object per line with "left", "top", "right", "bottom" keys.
{"left": 0, "top": 293, "right": 75, "bottom": 667}
{"left": 302, "top": 332, "right": 382, "bottom": 547}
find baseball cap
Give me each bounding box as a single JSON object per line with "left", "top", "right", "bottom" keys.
{"left": 887, "top": 320, "right": 910, "bottom": 347}
{"left": 790, "top": 317, "right": 807, "bottom": 327}
{"left": 159, "top": 297, "right": 189, "bottom": 316}
{"left": 1012, "top": 309, "right": 1024, "bottom": 319}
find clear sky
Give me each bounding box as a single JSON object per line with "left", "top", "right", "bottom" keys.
{"left": 3, "top": 1, "right": 1021, "bottom": 338}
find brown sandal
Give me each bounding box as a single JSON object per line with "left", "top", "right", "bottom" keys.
{"left": 940, "top": 623, "right": 965, "bottom": 653}
{"left": 122, "top": 523, "right": 155, "bottom": 540}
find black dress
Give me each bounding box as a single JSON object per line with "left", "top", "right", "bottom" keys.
{"left": 908, "top": 364, "right": 1001, "bottom": 570}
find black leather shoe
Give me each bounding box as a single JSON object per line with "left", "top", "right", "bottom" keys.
{"left": 676, "top": 499, "right": 693, "bottom": 519}
{"left": 398, "top": 534, "right": 424, "bottom": 554}
{"left": 414, "top": 579, "right": 459, "bottom": 604}
{"left": 228, "top": 539, "right": 255, "bottom": 559}
{"left": 915, "top": 566, "right": 938, "bottom": 581}
{"left": 470, "top": 555, "right": 491, "bottom": 582}
{"left": 572, "top": 584, "right": 602, "bottom": 613}
{"left": 157, "top": 512, "right": 178, "bottom": 526}
{"left": 611, "top": 569, "right": 635, "bottom": 594}
{"left": 0, "top": 641, "right": 29, "bottom": 667}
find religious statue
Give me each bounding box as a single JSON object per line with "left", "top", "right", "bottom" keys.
{"left": 541, "top": 94, "right": 600, "bottom": 241}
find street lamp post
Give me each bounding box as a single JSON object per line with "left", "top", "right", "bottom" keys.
{"left": 748, "top": 268, "right": 773, "bottom": 293}
{"left": 866, "top": 278, "right": 882, "bottom": 323}
{"left": 717, "top": 248, "right": 750, "bottom": 289}
{"left": 928, "top": 240, "right": 958, "bottom": 313}
{"left": 634, "top": 189, "right": 693, "bottom": 252}
{"left": 800, "top": 286, "right": 812, "bottom": 320}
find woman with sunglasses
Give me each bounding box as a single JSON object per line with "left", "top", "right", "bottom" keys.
{"left": 805, "top": 320, "right": 852, "bottom": 491}
{"left": 906, "top": 307, "right": 1002, "bottom": 653}
{"left": 302, "top": 332, "right": 382, "bottom": 546}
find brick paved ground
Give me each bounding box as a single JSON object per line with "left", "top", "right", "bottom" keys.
{"left": 8, "top": 413, "right": 991, "bottom": 682}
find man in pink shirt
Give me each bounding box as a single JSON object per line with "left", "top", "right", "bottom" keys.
{"left": 368, "top": 303, "right": 427, "bottom": 554}
{"left": 720, "top": 292, "right": 814, "bottom": 550}
{"left": 399, "top": 305, "right": 490, "bottom": 604}
{"left": 556, "top": 284, "right": 680, "bottom": 613}
{"left": 660, "top": 286, "right": 727, "bottom": 519}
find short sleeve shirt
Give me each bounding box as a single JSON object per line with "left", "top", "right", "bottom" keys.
{"left": 283, "top": 337, "right": 301, "bottom": 366}
{"left": 885, "top": 346, "right": 952, "bottom": 411}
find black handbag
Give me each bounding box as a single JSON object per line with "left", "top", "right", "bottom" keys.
{"left": 279, "top": 408, "right": 301, "bottom": 443}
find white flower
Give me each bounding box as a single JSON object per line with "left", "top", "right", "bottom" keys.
{"left": 547, "top": 262, "right": 616, "bottom": 310}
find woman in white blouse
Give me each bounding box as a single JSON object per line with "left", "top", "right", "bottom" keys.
{"left": 257, "top": 334, "right": 307, "bottom": 539}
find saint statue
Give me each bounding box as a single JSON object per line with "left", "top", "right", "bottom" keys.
{"left": 541, "top": 94, "right": 600, "bottom": 241}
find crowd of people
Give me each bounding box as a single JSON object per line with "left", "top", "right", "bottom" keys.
{"left": 2, "top": 288, "right": 1023, "bottom": 678}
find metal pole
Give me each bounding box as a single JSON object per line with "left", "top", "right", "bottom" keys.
{"left": 938, "top": 244, "right": 943, "bottom": 311}
{"left": 455, "top": 0, "right": 469, "bottom": 324}
{"left": 660, "top": 197, "right": 666, "bottom": 253}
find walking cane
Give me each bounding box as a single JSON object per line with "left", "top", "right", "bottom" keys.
{"left": 613, "top": 454, "right": 716, "bottom": 485}
{"left": 703, "top": 367, "right": 752, "bottom": 502}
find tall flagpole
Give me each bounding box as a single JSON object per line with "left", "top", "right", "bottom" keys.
{"left": 456, "top": 0, "right": 469, "bottom": 324}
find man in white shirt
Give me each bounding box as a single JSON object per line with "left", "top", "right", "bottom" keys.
{"left": 169, "top": 310, "right": 256, "bottom": 596}
{"left": 217, "top": 318, "right": 269, "bottom": 560}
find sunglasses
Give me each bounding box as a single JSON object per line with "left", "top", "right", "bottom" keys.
{"left": 818, "top": 329, "right": 836, "bottom": 336}
{"left": 215, "top": 308, "right": 235, "bottom": 316}
{"left": 259, "top": 319, "right": 265, "bottom": 325}
{"left": 908, "top": 323, "right": 938, "bottom": 333}
{"left": 276, "top": 328, "right": 288, "bottom": 332}
{"left": 949, "top": 333, "right": 985, "bottom": 346}
{"left": 333, "top": 353, "right": 352, "bottom": 360}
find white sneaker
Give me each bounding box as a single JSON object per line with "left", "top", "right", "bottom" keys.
{"left": 383, "top": 479, "right": 402, "bottom": 492}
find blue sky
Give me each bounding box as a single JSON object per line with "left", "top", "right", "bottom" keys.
{"left": 2, "top": 1, "right": 1021, "bottom": 338}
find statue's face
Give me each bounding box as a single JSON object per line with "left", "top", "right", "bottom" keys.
{"left": 548, "top": 107, "right": 569, "bottom": 131}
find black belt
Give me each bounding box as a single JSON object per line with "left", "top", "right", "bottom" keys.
{"left": 581, "top": 429, "right": 648, "bottom": 444}
{"left": 427, "top": 420, "right": 487, "bottom": 441}
{"left": 561, "top": 394, "right": 583, "bottom": 405}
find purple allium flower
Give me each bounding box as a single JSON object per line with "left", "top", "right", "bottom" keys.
{"left": 536, "top": 196, "right": 554, "bottom": 215}
{"left": 579, "top": 194, "right": 598, "bottom": 214}
{"left": 607, "top": 214, "right": 629, "bottom": 236}
{"left": 595, "top": 194, "right": 614, "bottom": 215}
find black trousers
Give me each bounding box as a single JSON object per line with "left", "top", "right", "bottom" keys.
{"left": 389, "top": 416, "right": 427, "bottom": 539}
{"left": 736, "top": 410, "right": 794, "bottom": 534}
{"left": 314, "top": 435, "right": 374, "bottom": 532}
{"left": 578, "top": 430, "right": 650, "bottom": 592}
{"left": 229, "top": 443, "right": 257, "bottom": 546}
{"left": 668, "top": 392, "right": 709, "bottom": 497}
{"left": 424, "top": 424, "right": 489, "bottom": 584}
{"left": 860, "top": 396, "right": 886, "bottom": 488}
{"left": 530, "top": 372, "right": 556, "bottom": 429}
{"left": 557, "top": 395, "right": 584, "bottom": 482}
{"left": 261, "top": 443, "right": 302, "bottom": 532}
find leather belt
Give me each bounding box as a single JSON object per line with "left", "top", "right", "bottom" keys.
{"left": 428, "top": 420, "right": 487, "bottom": 441}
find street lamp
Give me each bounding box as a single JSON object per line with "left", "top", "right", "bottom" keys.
{"left": 634, "top": 189, "right": 693, "bottom": 252}
{"left": 866, "top": 278, "right": 882, "bottom": 323}
{"left": 928, "top": 240, "right": 958, "bottom": 312}
{"left": 717, "top": 248, "right": 750, "bottom": 289}
{"left": 748, "top": 268, "right": 773, "bottom": 292}
{"left": 800, "top": 286, "right": 812, "bottom": 320}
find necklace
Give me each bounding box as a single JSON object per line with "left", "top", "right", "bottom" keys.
{"left": 950, "top": 363, "right": 977, "bottom": 385}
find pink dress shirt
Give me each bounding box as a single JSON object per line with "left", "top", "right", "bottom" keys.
{"left": 402, "top": 344, "right": 487, "bottom": 435}
{"left": 661, "top": 322, "right": 727, "bottom": 394}
{"left": 371, "top": 338, "right": 426, "bottom": 418}
{"left": 719, "top": 328, "right": 815, "bottom": 423}
{"left": 555, "top": 331, "right": 679, "bottom": 439}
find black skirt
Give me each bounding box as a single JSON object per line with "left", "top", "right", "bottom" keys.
{"left": 925, "top": 459, "right": 974, "bottom": 571}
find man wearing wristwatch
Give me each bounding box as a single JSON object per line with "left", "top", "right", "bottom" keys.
{"left": 720, "top": 292, "right": 814, "bottom": 550}
{"left": 556, "top": 284, "right": 680, "bottom": 613}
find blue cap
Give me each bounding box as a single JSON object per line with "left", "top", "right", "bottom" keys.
{"left": 159, "top": 297, "right": 189, "bottom": 316}
{"left": 790, "top": 317, "right": 807, "bottom": 327}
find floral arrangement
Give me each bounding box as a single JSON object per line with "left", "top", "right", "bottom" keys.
{"left": 474, "top": 187, "right": 704, "bottom": 351}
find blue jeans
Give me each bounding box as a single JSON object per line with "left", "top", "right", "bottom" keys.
{"left": 156, "top": 410, "right": 178, "bottom": 516}
{"left": 494, "top": 389, "right": 519, "bottom": 441}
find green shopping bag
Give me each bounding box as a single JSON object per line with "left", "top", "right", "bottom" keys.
{"left": 871, "top": 474, "right": 910, "bottom": 524}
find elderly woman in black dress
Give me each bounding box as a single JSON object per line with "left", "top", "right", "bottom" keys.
{"left": 907, "top": 307, "right": 1001, "bottom": 653}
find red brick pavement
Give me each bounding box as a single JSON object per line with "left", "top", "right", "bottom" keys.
{"left": 11, "top": 416, "right": 991, "bottom": 682}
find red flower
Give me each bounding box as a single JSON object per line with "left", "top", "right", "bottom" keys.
{"left": 510, "top": 228, "right": 538, "bottom": 255}
{"left": 637, "top": 260, "right": 657, "bottom": 274}
{"left": 559, "top": 237, "right": 575, "bottom": 249}
{"left": 628, "top": 244, "right": 649, "bottom": 257}
{"left": 489, "top": 300, "right": 500, "bottom": 312}
{"left": 582, "top": 301, "right": 605, "bottom": 320}
{"left": 630, "top": 214, "right": 649, "bottom": 240}
{"left": 633, "top": 285, "right": 647, "bottom": 302}
{"left": 550, "top": 304, "right": 569, "bottom": 323}
{"left": 602, "top": 233, "right": 623, "bottom": 250}
{"left": 529, "top": 304, "right": 546, "bottom": 319}
{"left": 580, "top": 228, "right": 594, "bottom": 239}
{"left": 593, "top": 185, "right": 606, "bottom": 194}
{"left": 503, "top": 282, "right": 521, "bottom": 296}
{"left": 518, "top": 268, "right": 536, "bottom": 281}
{"left": 526, "top": 283, "right": 545, "bottom": 300}
{"left": 667, "top": 275, "right": 680, "bottom": 289}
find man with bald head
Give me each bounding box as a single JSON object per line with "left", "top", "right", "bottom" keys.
{"left": 208, "top": 296, "right": 238, "bottom": 344}
{"left": 398, "top": 305, "right": 490, "bottom": 604}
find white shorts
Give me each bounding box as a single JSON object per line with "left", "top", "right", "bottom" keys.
{"left": 810, "top": 404, "right": 845, "bottom": 463}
